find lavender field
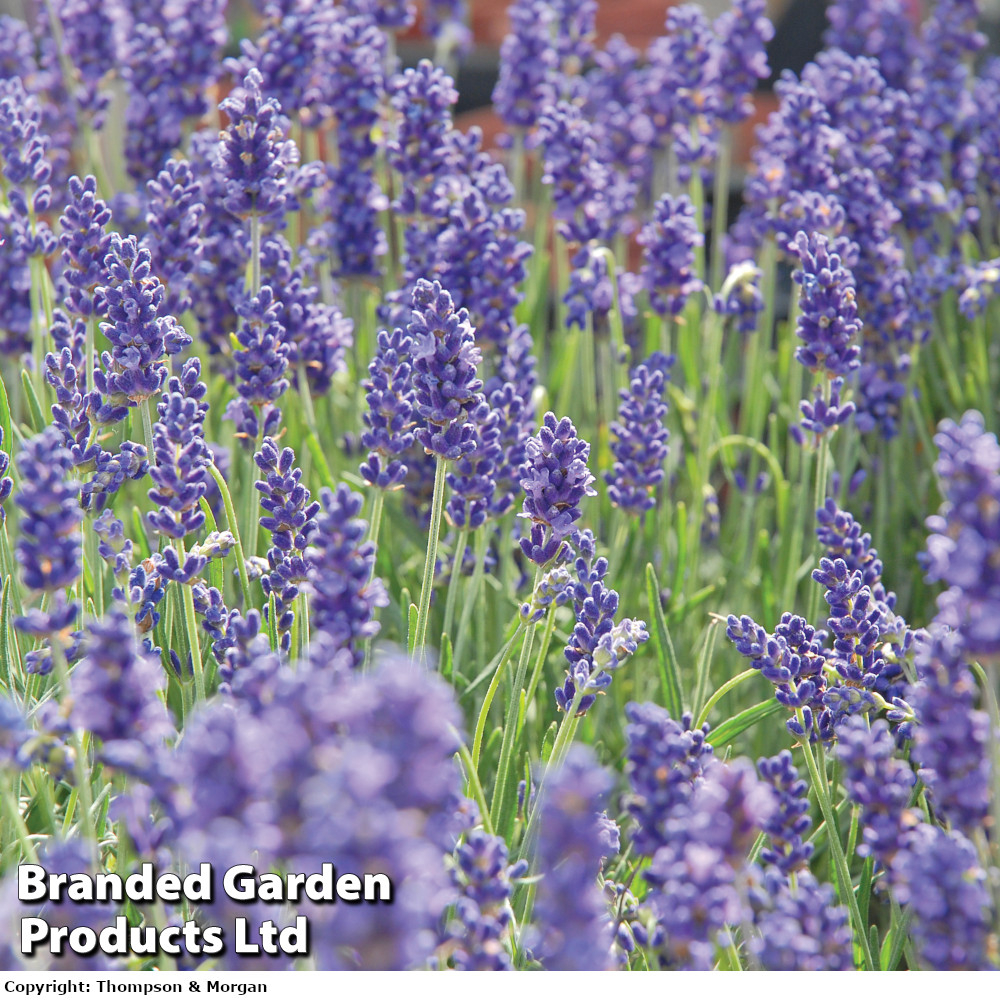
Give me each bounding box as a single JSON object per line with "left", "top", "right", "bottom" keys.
{"left": 0, "top": 0, "right": 997, "bottom": 972}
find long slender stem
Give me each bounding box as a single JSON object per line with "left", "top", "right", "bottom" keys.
{"left": 51, "top": 638, "right": 98, "bottom": 864}
{"left": 694, "top": 667, "right": 758, "bottom": 730}
{"left": 412, "top": 454, "right": 448, "bottom": 660}
{"left": 441, "top": 527, "right": 469, "bottom": 650}
{"left": 208, "top": 462, "right": 252, "bottom": 609}
{"left": 471, "top": 623, "right": 526, "bottom": 773}
{"left": 453, "top": 527, "right": 488, "bottom": 669}
{"left": 710, "top": 130, "right": 732, "bottom": 293}
{"left": 139, "top": 397, "right": 156, "bottom": 459}
{"left": 796, "top": 711, "right": 876, "bottom": 971}
{"left": 177, "top": 540, "right": 206, "bottom": 703}
{"left": 490, "top": 611, "right": 538, "bottom": 834}
{"left": 250, "top": 211, "right": 261, "bottom": 295}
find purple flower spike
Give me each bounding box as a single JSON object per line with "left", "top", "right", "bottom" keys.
{"left": 924, "top": 411, "right": 1000, "bottom": 656}
{"left": 912, "top": 629, "right": 990, "bottom": 837}
{"left": 306, "top": 484, "right": 388, "bottom": 668}
{"left": 750, "top": 869, "right": 852, "bottom": 970}
{"left": 537, "top": 101, "right": 612, "bottom": 245}
{"left": 712, "top": 0, "right": 774, "bottom": 124}
{"left": 14, "top": 426, "right": 82, "bottom": 598}
{"left": 446, "top": 403, "right": 501, "bottom": 530}
{"left": 789, "top": 230, "right": 862, "bottom": 377}
{"left": 891, "top": 824, "right": 995, "bottom": 971}
{"left": 147, "top": 359, "right": 211, "bottom": 542}
{"left": 492, "top": 0, "right": 558, "bottom": 135}
{"left": 142, "top": 158, "right": 205, "bottom": 318}
{"left": 217, "top": 68, "right": 298, "bottom": 222}
{"left": 445, "top": 828, "right": 523, "bottom": 970}
{"left": 360, "top": 326, "right": 416, "bottom": 491}
{"left": 98, "top": 234, "right": 184, "bottom": 407}
{"left": 606, "top": 352, "right": 673, "bottom": 515}
{"left": 225, "top": 286, "right": 290, "bottom": 446}
{"left": 518, "top": 413, "right": 596, "bottom": 567}
{"left": 255, "top": 438, "right": 320, "bottom": 652}
{"left": 530, "top": 745, "right": 615, "bottom": 971}
{"left": 557, "top": 533, "right": 648, "bottom": 715}
{"left": 409, "top": 279, "right": 484, "bottom": 461}
{"left": 757, "top": 750, "right": 813, "bottom": 873}
{"left": 58, "top": 174, "right": 112, "bottom": 320}
{"left": 837, "top": 716, "right": 915, "bottom": 865}
{"left": 638, "top": 194, "right": 703, "bottom": 316}
{"left": 624, "top": 702, "right": 714, "bottom": 857}
{"left": 13, "top": 427, "right": 82, "bottom": 644}
{"left": 70, "top": 606, "right": 174, "bottom": 780}
{"left": 0, "top": 78, "right": 55, "bottom": 258}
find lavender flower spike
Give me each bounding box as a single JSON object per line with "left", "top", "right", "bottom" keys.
{"left": 924, "top": 411, "right": 1000, "bottom": 655}
{"left": 530, "top": 746, "right": 615, "bottom": 970}
{"left": 519, "top": 413, "right": 596, "bottom": 567}
{"left": 606, "top": 352, "right": 672, "bottom": 515}
{"left": 306, "top": 484, "right": 388, "bottom": 668}
{"left": 410, "top": 279, "right": 484, "bottom": 461}
{"left": 147, "top": 359, "right": 211, "bottom": 541}
{"left": 217, "top": 68, "right": 298, "bottom": 222}
{"left": 98, "top": 234, "right": 186, "bottom": 408}
{"left": 638, "top": 194, "right": 703, "bottom": 317}
{"left": 790, "top": 230, "right": 862, "bottom": 377}
{"left": 14, "top": 426, "right": 82, "bottom": 643}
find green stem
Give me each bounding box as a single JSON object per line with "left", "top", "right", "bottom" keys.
{"left": 796, "top": 710, "right": 876, "bottom": 971}
{"left": 177, "top": 540, "right": 207, "bottom": 703}
{"left": 453, "top": 527, "right": 489, "bottom": 670}
{"left": 490, "top": 613, "right": 538, "bottom": 834}
{"left": 250, "top": 211, "right": 261, "bottom": 295}
{"left": 243, "top": 431, "right": 264, "bottom": 562}
{"left": 139, "top": 397, "right": 155, "bottom": 459}
{"left": 412, "top": 454, "right": 448, "bottom": 660}
{"left": 471, "top": 624, "right": 525, "bottom": 774}
{"left": 694, "top": 667, "right": 758, "bottom": 730}
{"left": 710, "top": 130, "right": 732, "bottom": 293}
{"left": 441, "top": 527, "right": 469, "bottom": 650}
{"left": 1, "top": 781, "right": 38, "bottom": 863}
{"left": 208, "top": 462, "right": 252, "bottom": 609}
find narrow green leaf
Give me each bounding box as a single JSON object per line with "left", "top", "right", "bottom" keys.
{"left": 0, "top": 371, "right": 12, "bottom": 460}
{"left": 709, "top": 698, "right": 783, "bottom": 745}
{"left": 440, "top": 633, "right": 453, "bottom": 683}
{"left": 645, "top": 563, "right": 684, "bottom": 718}
{"left": 0, "top": 576, "right": 13, "bottom": 694}
{"left": 305, "top": 431, "right": 336, "bottom": 491}
{"left": 131, "top": 507, "right": 151, "bottom": 560}
{"left": 879, "top": 926, "right": 893, "bottom": 972}
{"left": 406, "top": 602, "right": 418, "bottom": 656}
{"left": 20, "top": 370, "right": 45, "bottom": 434}
{"left": 267, "top": 592, "right": 279, "bottom": 652}
{"left": 887, "top": 906, "right": 911, "bottom": 971}
{"left": 540, "top": 721, "right": 558, "bottom": 763}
